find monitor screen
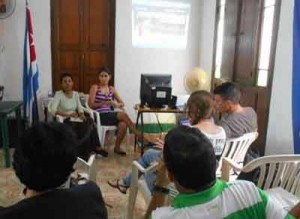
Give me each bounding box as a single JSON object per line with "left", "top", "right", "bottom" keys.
{"left": 140, "top": 74, "right": 172, "bottom": 108}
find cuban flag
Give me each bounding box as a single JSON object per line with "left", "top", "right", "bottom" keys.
{"left": 23, "top": 2, "right": 39, "bottom": 124}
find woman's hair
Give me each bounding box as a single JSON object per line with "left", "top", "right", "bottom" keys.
{"left": 186, "top": 90, "right": 214, "bottom": 125}
{"left": 163, "top": 126, "right": 216, "bottom": 191}
{"left": 60, "top": 72, "right": 73, "bottom": 83}
{"left": 99, "top": 66, "right": 111, "bottom": 75}
{"left": 13, "top": 122, "right": 77, "bottom": 192}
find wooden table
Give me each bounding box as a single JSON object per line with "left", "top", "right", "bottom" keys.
{"left": 135, "top": 105, "right": 185, "bottom": 154}
{"left": 0, "top": 101, "right": 23, "bottom": 167}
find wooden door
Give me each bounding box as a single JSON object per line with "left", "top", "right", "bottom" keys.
{"left": 213, "top": 0, "right": 281, "bottom": 155}
{"left": 51, "top": 0, "right": 115, "bottom": 93}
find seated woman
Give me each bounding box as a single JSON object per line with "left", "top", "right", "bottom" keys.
{"left": 50, "top": 73, "right": 108, "bottom": 159}
{"left": 88, "top": 66, "right": 152, "bottom": 155}
{"left": 108, "top": 90, "right": 226, "bottom": 194}
{"left": 0, "top": 122, "right": 107, "bottom": 219}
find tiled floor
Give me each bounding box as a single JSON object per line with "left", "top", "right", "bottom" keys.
{"left": 0, "top": 135, "right": 149, "bottom": 219}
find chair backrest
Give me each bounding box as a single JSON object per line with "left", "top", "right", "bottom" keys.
{"left": 241, "top": 154, "right": 300, "bottom": 196}
{"left": 126, "top": 161, "right": 159, "bottom": 219}
{"left": 73, "top": 154, "right": 97, "bottom": 183}
{"left": 83, "top": 94, "right": 95, "bottom": 120}
{"left": 217, "top": 132, "right": 258, "bottom": 173}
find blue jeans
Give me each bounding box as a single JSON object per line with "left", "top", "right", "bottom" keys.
{"left": 122, "top": 149, "right": 161, "bottom": 191}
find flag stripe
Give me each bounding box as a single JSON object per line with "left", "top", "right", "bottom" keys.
{"left": 23, "top": 4, "right": 39, "bottom": 124}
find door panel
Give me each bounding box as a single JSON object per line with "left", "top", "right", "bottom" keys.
{"left": 58, "top": 51, "right": 82, "bottom": 91}
{"left": 221, "top": 0, "right": 239, "bottom": 81}
{"left": 58, "top": 0, "right": 82, "bottom": 45}
{"left": 83, "top": 51, "right": 108, "bottom": 92}
{"left": 234, "top": 0, "right": 261, "bottom": 84}
{"left": 85, "top": 0, "right": 110, "bottom": 46}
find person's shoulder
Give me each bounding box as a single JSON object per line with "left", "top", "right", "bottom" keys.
{"left": 90, "top": 84, "right": 99, "bottom": 90}
{"left": 243, "top": 107, "right": 257, "bottom": 115}
{"left": 109, "top": 86, "right": 116, "bottom": 92}
{"left": 54, "top": 90, "right": 64, "bottom": 96}
{"left": 227, "top": 180, "right": 259, "bottom": 194}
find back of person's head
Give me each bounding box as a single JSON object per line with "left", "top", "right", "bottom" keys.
{"left": 99, "top": 66, "right": 111, "bottom": 75}
{"left": 13, "top": 122, "right": 77, "bottom": 192}
{"left": 186, "top": 90, "right": 214, "bottom": 125}
{"left": 163, "top": 126, "right": 216, "bottom": 191}
{"left": 60, "top": 72, "right": 73, "bottom": 82}
{"left": 213, "top": 82, "right": 241, "bottom": 104}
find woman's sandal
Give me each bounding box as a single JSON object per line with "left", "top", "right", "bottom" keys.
{"left": 107, "top": 179, "right": 129, "bottom": 194}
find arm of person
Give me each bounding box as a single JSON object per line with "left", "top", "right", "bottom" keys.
{"left": 88, "top": 85, "right": 112, "bottom": 109}
{"left": 111, "top": 87, "right": 125, "bottom": 109}
{"left": 289, "top": 202, "right": 300, "bottom": 218}
{"left": 144, "top": 160, "right": 170, "bottom": 219}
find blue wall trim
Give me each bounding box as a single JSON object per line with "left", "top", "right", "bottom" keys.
{"left": 293, "top": 0, "right": 300, "bottom": 153}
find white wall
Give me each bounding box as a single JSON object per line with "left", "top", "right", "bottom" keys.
{"left": 115, "top": 0, "right": 201, "bottom": 119}
{"left": 0, "top": 0, "right": 51, "bottom": 104}
{"left": 265, "top": 0, "right": 294, "bottom": 154}
{"left": 198, "top": 0, "right": 216, "bottom": 77}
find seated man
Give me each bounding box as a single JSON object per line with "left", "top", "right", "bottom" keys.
{"left": 0, "top": 122, "right": 107, "bottom": 219}
{"left": 147, "top": 126, "right": 297, "bottom": 219}
{"left": 213, "top": 82, "right": 257, "bottom": 138}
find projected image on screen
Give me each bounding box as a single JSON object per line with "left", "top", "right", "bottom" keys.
{"left": 132, "top": 0, "right": 191, "bottom": 49}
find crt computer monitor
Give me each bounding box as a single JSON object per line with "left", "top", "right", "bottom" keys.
{"left": 140, "top": 74, "right": 172, "bottom": 108}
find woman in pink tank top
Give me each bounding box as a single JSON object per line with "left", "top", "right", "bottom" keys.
{"left": 88, "top": 67, "right": 152, "bottom": 155}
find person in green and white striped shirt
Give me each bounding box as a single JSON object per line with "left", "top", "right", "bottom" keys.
{"left": 149, "top": 126, "right": 299, "bottom": 219}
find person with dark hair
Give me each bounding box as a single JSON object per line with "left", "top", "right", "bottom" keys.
{"left": 213, "top": 82, "right": 257, "bottom": 138}
{"left": 148, "top": 126, "right": 296, "bottom": 219}
{"left": 107, "top": 90, "right": 225, "bottom": 194}
{"left": 88, "top": 66, "right": 152, "bottom": 155}
{"left": 0, "top": 122, "right": 107, "bottom": 219}
{"left": 50, "top": 73, "right": 108, "bottom": 159}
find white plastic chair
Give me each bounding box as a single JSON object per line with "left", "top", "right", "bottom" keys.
{"left": 83, "top": 94, "right": 130, "bottom": 148}
{"left": 73, "top": 154, "right": 97, "bottom": 183}
{"left": 126, "top": 160, "right": 159, "bottom": 219}
{"left": 221, "top": 154, "right": 300, "bottom": 197}
{"left": 216, "top": 132, "right": 259, "bottom": 177}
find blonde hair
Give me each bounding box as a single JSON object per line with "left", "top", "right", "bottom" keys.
{"left": 186, "top": 90, "right": 214, "bottom": 125}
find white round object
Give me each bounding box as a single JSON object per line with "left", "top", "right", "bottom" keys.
{"left": 184, "top": 67, "right": 210, "bottom": 93}
{"left": 0, "top": 0, "right": 16, "bottom": 19}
